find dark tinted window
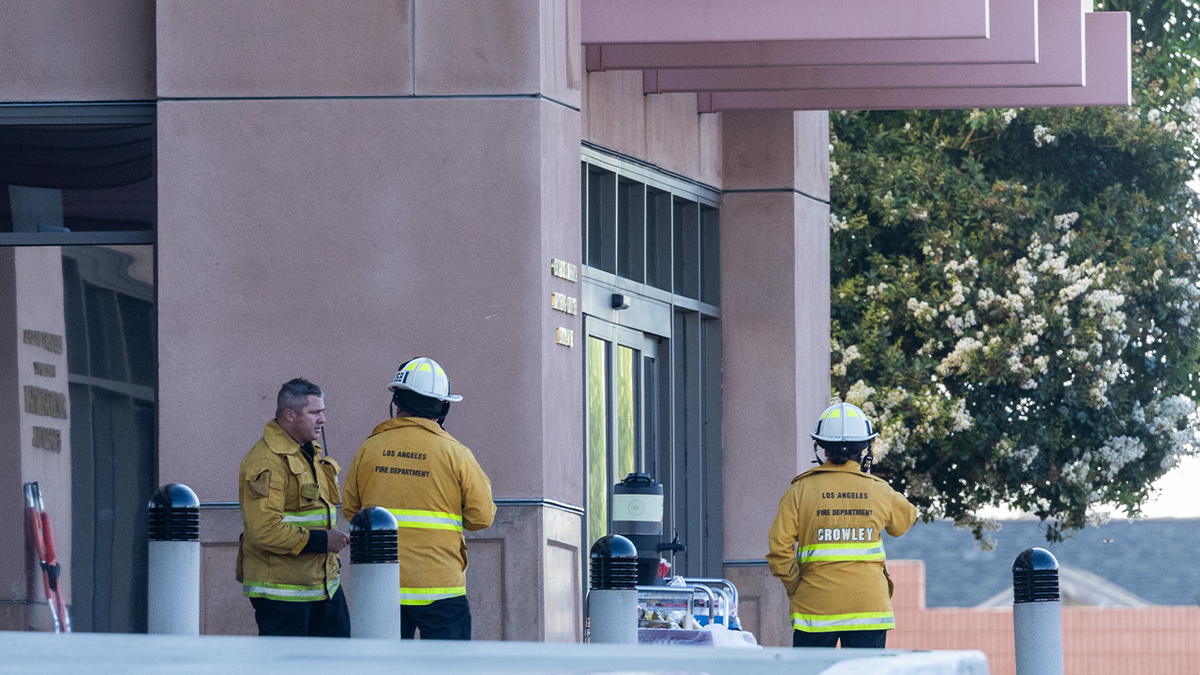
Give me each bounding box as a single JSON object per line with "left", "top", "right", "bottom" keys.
{"left": 0, "top": 124, "right": 155, "bottom": 234}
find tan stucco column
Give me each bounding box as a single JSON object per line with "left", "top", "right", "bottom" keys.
{"left": 719, "top": 110, "right": 830, "bottom": 646}
{"left": 155, "top": 0, "right": 584, "bottom": 640}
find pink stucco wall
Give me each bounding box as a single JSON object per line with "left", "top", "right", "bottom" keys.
{"left": 155, "top": 0, "right": 584, "bottom": 507}
{"left": 0, "top": 0, "right": 155, "bottom": 102}
{"left": 156, "top": 96, "right": 579, "bottom": 503}
{"left": 582, "top": 69, "right": 722, "bottom": 188}
{"left": 719, "top": 110, "right": 830, "bottom": 561}
{"left": 156, "top": 0, "right": 413, "bottom": 97}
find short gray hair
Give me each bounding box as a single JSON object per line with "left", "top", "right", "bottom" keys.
{"left": 276, "top": 378, "right": 323, "bottom": 419}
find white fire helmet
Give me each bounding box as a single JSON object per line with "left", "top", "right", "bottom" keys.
{"left": 811, "top": 402, "right": 878, "bottom": 444}
{"left": 388, "top": 357, "right": 463, "bottom": 402}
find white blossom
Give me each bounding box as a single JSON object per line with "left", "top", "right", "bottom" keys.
{"left": 908, "top": 298, "right": 937, "bottom": 322}
{"left": 1012, "top": 445, "right": 1039, "bottom": 471}
{"left": 1094, "top": 436, "right": 1146, "bottom": 480}
{"left": 1062, "top": 458, "right": 1090, "bottom": 486}
{"left": 1053, "top": 212, "right": 1080, "bottom": 230}
{"left": 937, "top": 337, "right": 983, "bottom": 376}
{"left": 1033, "top": 125, "right": 1057, "bottom": 147}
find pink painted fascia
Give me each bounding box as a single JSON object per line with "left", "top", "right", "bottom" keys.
{"left": 587, "top": 0, "right": 1034, "bottom": 70}
{"left": 647, "top": 0, "right": 1086, "bottom": 93}
{"left": 699, "top": 12, "right": 1129, "bottom": 111}
{"left": 581, "top": 0, "right": 990, "bottom": 44}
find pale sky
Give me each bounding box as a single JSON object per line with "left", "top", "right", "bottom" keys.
{"left": 1137, "top": 453, "right": 1200, "bottom": 518}
{"left": 979, "top": 453, "right": 1200, "bottom": 520}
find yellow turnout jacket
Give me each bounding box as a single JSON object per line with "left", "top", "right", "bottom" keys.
{"left": 237, "top": 420, "right": 342, "bottom": 602}
{"left": 342, "top": 416, "right": 495, "bottom": 606}
{"left": 767, "top": 461, "right": 918, "bottom": 633}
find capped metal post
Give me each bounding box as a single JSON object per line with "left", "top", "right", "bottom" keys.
{"left": 587, "top": 534, "right": 639, "bottom": 644}
{"left": 346, "top": 507, "right": 400, "bottom": 639}
{"left": 147, "top": 484, "right": 200, "bottom": 635}
{"left": 1012, "top": 547, "right": 1063, "bottom": 675}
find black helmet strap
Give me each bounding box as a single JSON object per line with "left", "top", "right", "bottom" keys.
{"left": 391, "top": 388, "right": 451, "bottom": 428}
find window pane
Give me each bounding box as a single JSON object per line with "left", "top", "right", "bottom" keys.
{"left": 673, "top": 199, "right": 700, "bottom": 300}
{"left": 617, "top": 180, "right": 645, "bottom": 283}
{"left": 580, "top": 162, "right": 588, "bottom": 262}
{"left": 646, "top": 189, "right": 672, "bottom": 292}
{"left": 0, "top": 124, "right": 155, "bottom": 234}
{"left": 700, "top": 205, "right": 720, "bottom": 305}
{"left": 586, "top": 168, "right": 616, "bottom": 273}
{"left": 587, "top": 337, "right": 609, "bottom": 545}
{"left": 643, "top": 355, "right": 658, "bottom": 481}
{"left": 1, "top": 244, "right": 156, "bottom": 632}
{"left": 616, "top": 345, "right": 637, "bottom": 480}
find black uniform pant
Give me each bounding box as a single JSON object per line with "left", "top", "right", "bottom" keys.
{"left": 793, "top": 629, "right": 887, "bottom": 649}
{"left": 250, "top": 585, "right": 351, "bottom": 637}
{"left": 402, "top": 595, "right": 472, "bottom": 640}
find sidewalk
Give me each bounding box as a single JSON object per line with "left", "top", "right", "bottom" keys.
{"left": 0, "top": 631, "right": 987, "bottom": 675}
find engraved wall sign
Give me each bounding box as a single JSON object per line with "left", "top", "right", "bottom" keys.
{"left": 32, "top": 427, "right": 62, "bottom": 452}
{"left": 23, "top": 330, "right": 63, "bottom": 354}
{"left": 550, "top": 258, "right": 578, "bottom": 283}
{"left": 33, "top": 362, "right": 56, "bottom": 378}
{"left": 23, "top": 385, "right": 68, "bottom": 419}
{"left": 555, "top": 327, "right": 574, "bottom": 348}
{"left": 551, "top": 292, "right": 578, "bottom": 316}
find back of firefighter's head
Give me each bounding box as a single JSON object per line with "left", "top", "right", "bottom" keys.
{"left": 811, "top": 402, "right": 878, "bottom": 465}
{"left": 387, "top": 357, "right": 462, "bottom": 427}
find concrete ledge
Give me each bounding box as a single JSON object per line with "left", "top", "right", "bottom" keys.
{"left": 0, "top": 631, "right": 988, "bottom": 675}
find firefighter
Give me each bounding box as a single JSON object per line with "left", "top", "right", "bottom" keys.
{"left": 342, "top": 357, "right": 496, "bottom": 640}
{"left": 767, "top": 402, "right": 918, "bottom": 649}
{"left": 238, "top": 378, "right": 350, "bottom": 637}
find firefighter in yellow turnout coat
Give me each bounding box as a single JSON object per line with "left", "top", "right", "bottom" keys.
{"left": 238, "top": 378, "right": 350, "bottom": 637}
{"left": 768, "top": 402, "right": 918, "bottom": 649}
{"left": 343, "top": 358, "right": 495, "bottom": 640}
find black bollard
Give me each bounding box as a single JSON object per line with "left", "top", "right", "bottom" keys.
{"left": 588, "top": 534, "right": 639, "bottom": 644}
{"left": 147, "top": 484, "right": 200, "bottom": 635}
{"left": 346, "top": 507, "right": 400, "bottom": 638}
{"left": 1012, "top": 547, "right": 1063, "bottom": 675}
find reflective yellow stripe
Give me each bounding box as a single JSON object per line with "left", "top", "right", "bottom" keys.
{"left": 281, "top": 505, "right": 335, "bottom": 528}
{"left": 399, "top": 586, "right": 466, "bottom": 606}
{"left": 418, "top": 362, "right": 432, "bottom": 372}
{"left": 792, "top": 611, "right": 894, "bottom": 632}
{"left": 244, "top": 577, "right": 340, "bottom": 602}
{"left": 386, "top": 508, "right": 463, "bottom": 532}
{"left": 798, "top": 540, "right": 885, "bottom": 563}
{"left": 823, "top": 408, "right": 841, "bottom": 419}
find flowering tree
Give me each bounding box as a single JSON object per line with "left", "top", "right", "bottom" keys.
{"left": 830, "top": 5, "right": 1200, "bottom": 542}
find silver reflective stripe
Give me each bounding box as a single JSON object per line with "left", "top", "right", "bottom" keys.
{"left": 400, "top": 591, "right": 464, "bottom": 605}
{"left": 394, "top": 514, "right": 462, "bottom": 528}
{"left": 243, "top": 585, "right": 326, "bottom": 599}
{"left": 387, "top": 509, "right": 464, "bottom": 531}
{"left": 792, "top": 613, "right": 895, "bottom": 631}
{"left": 281, "top": 506, "right": 335, "bottom": 527}
{"left": 798, "top": 543, "right": 884, "bottom": 561}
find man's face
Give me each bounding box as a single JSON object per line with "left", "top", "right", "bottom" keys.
{"left": 285, "top": 395, "right": 326, "bottom": 444}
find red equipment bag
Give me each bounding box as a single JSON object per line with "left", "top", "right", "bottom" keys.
{"left": 25, "top": 482, "right": 70, "bottom": 633}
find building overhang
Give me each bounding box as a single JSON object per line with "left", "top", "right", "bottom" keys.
{"left": 587, "top": 0, "right": 1036, "bottom": 69}
{"left": 582, "top": 0, "right": 1132, "bottom": 111}
{"left": 582, "top": 0, "right": 992, "bottom": 43}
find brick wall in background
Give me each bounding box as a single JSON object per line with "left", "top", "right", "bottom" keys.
{"left": 887, "top": 560, "right": 1200, "bottom": 675}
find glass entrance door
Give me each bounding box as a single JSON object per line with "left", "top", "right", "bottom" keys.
{"left": 584, "top": 318, "right": 662, "bottom": 549}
